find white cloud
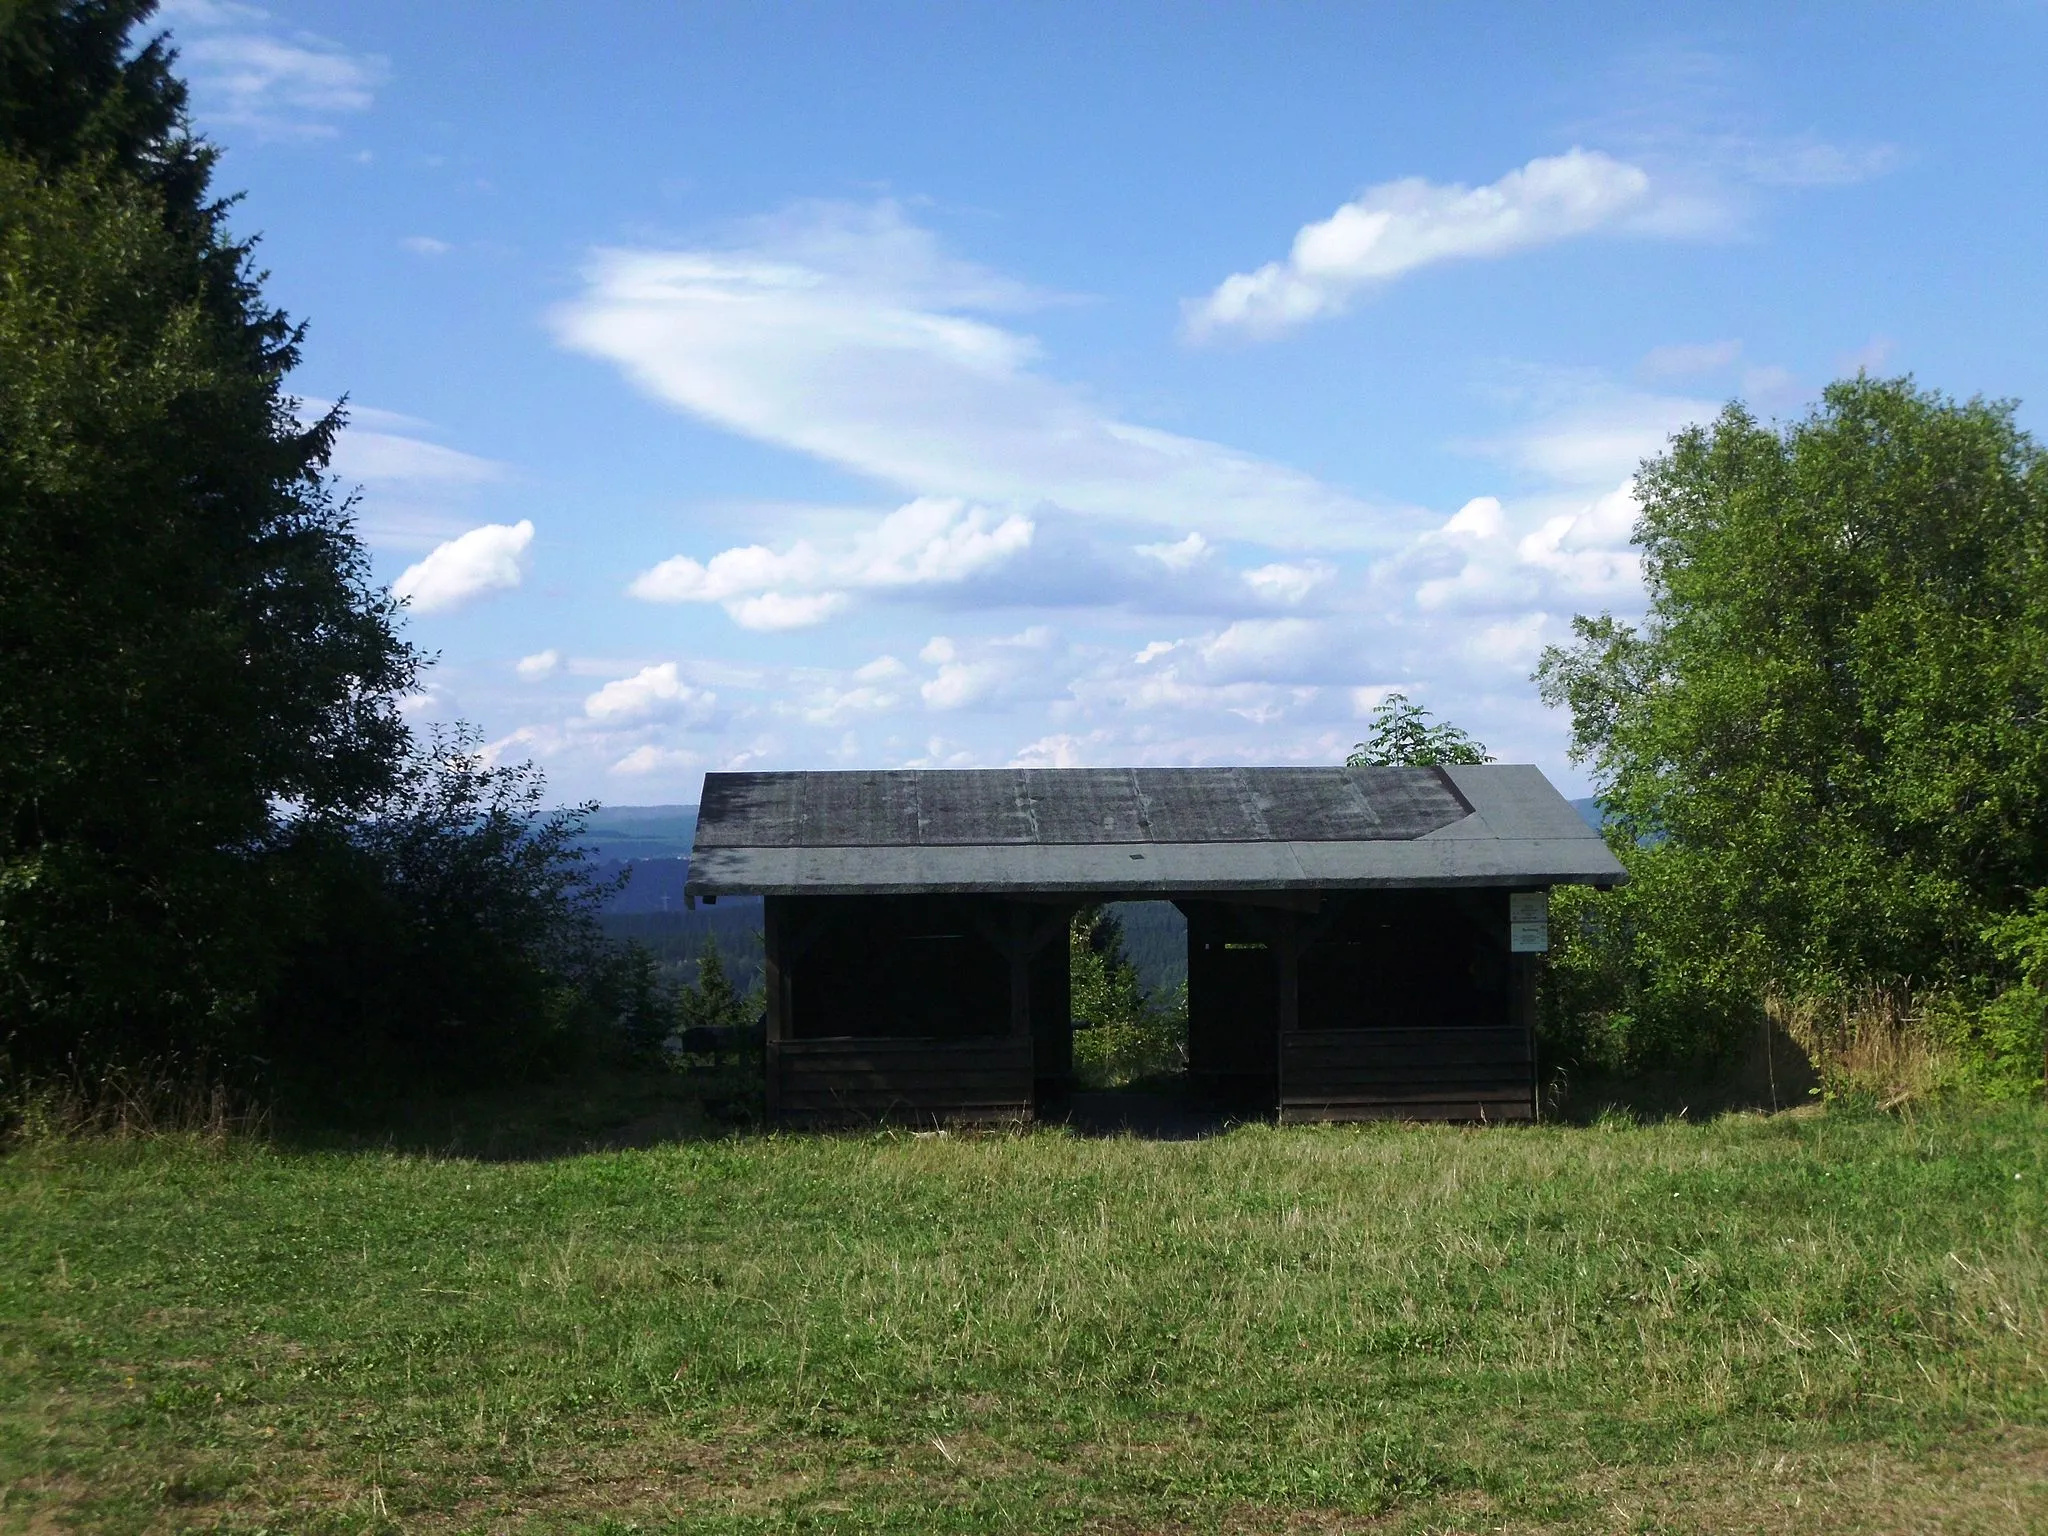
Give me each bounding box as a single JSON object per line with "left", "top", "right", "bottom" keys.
{"left": 1135, "top": 532, "right": 1213, "bottom": 571}
{"left": 1741, "top": 365, "right": 1801, "bottom": 403}
{"left": 1243, "top": 561, "right": 1335, "bottom": 604}
{"left": 393, "top": 520, "right": 533, "bottom": 614}
{"left": 799, "top": 680, "right": 907, "bottom": 725}
{"left": 1466, "top": 613, "right": 1550, "bottom": 669}
{"left": 515, "top": 649, "right": 559, "bottom": 680}
{"left": 611, "top": 745, "right": 704, "bottom": 776}
{"left": 402, "top": 236, "right": 452, "bottom": 256}
{"left": 1836, "top": 335, "right": 1896, "bottom": 375}
{"left": 797, "top": 654, "right": 917, "bottom": 721}
{"left": 583, "top": 663, "right": 718, "bottom": 725}
{"left": 159, "top": 1, "right": 387, "bottom": 138}
{"left": 910, "top": 627, "right": 1066, "bottom": 713}
{"left": 1187, "top": 149, "right": 1672, "bottom": 339}
{"left": 1640, "top": 339, "right": 1742, "bottom": 378}
{"left": 922, "top": 664, "right": 993, "bottom": 711}
{"left": 1404, "top": 483, "right": 1643, "bottom": 616}
{"left": 1011, "top": 732, "right": 1108, "bottom": 769}
{"left": 479, "top": 724, "right": 564, "bottom": 768}
{"left": 1192, "top": 618, "right": 1331, "bottom": 681}
{"left": 629, "top": 496, "right": 1034, "bottom": 629}
{"left": 552, "top": 202, "right": 1385, "bottom": 549}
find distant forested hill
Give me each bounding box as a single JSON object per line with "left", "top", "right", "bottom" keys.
{"left": 579, "top": 804, "right": 699, "bottom": 863}
{"left": 581, "top": 803, "right": 762, "bottom": 988}
{"left": 580, "top": 804, "right": 703, "bottom": 915}
{"left": 604, "top": 906, "right": 765, "bottom": 995}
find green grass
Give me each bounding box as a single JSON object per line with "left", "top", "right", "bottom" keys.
{"left": 2, "top": 1104, "right": 2045, "bottom": 1533}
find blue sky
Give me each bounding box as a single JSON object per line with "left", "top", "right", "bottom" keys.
{"left": 160, "top": 1, "right": 2048, "bottom": 803}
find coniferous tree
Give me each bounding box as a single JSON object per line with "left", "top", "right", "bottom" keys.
{"left": 678, "top": 936, "right": 755, "bottom": 1035}
{"left": 0, "top": 1, "right": 419, "bottom": 1064}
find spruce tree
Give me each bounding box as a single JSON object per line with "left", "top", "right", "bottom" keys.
{"left": 0, "top": 2, "right": 419, "bottom": 1063}
{"left": 679, "top": 936, "right": 748, "bottom": 1034}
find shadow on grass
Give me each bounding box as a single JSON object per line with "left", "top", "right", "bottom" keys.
{"left": 255, "top": 1022, "right": 1829, "bottom": 1159}
{"left": 271, "top": 1059, "right": 763, "bottom": 1161}
{"left": 1547, "top": 1020, "right": 1823, "bottom": 1124}
{"left": 1058, "top": 1074, "right": 1249, "bottom": 1140}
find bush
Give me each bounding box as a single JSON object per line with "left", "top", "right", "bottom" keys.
{"left": 1537, "top": 877, "right": 1764, "bottom": 1077}
{"left": 259, "top": 730, "right": 646, "bottom": 1106}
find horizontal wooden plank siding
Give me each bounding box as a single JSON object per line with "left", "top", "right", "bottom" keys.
{"left": 1279, "top": 1027, "right": 1533, "bottom": 1123}
{"left": 773, "top": 1036, "right": 1032, "bottom": 1126}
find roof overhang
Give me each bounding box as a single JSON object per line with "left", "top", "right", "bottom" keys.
{"left": 683, "top": 764, "right": 1625, "bottom": 899}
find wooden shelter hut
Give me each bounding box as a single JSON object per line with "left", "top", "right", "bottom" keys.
{"left": 683, "top": 765, "right": 1623, "bottom": 1125}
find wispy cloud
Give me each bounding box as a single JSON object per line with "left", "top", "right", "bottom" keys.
{"left": 552, "top": 201, "right": 1387, "bottom": 549}
{"left": 1135, "top": 532, "right": 1213, "bottom": 571}
{"left": 1736, "top": 138, "right": 1899, "bottom": 188}
{"left": 1186, "top": 149, "right": 1707, "bottom": 341}
{"left": 1462, "top": 372, "right": 1720, "bottom": 487}
{"left": 1639, "top": 339, "right": 1742, "bottom": 379}
{"left": 297, "top": 398, "right": 509, "bottom": 551}
{"left": 159, "top": 0, "right": 387, "bottom": 139}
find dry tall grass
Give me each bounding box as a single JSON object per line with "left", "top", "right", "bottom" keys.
{"left": 1768, "top": 987, "right": 1950, "bottom": 1106}
{"left": 0, "top": 1060, "right": 267, "bottom": 1146}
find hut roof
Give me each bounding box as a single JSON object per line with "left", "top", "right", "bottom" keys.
{"left": 684, "top": 764, "right": 1622, "bottom": 898}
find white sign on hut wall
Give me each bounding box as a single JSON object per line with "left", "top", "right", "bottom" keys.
{"left": 1509, "top": 890, "right": 1550, "bottom": 953}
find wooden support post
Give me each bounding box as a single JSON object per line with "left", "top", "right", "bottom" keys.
{"left": 1008, "top": 900, "right": 1033, "bottom": 1039}
{"left": 1514, "top": 951, "right": 1539, "bottom": 1122}
{"left": 763, "top": 895, "right": 786, "bottom": 1121}
{"left": 966, "top": 900, "right": 1068, "bottom": 1042}
{"left": 1275, "top": 908, "right": 1300, "bottom": 1109}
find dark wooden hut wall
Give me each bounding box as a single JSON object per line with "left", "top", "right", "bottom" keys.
{"left": 1180, "top": 891, "right": 1536, "bottom": 1123}
{"left": 763, "top": 893, "right": 1067, "bottom": 1126}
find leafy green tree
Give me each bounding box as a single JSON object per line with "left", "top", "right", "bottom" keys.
{"left": 1070, "top": 904, "right": 1184, "bottom": 1086}
{"left": 1346, "top": 694, "right": 1492, "bottom": 767}
{"left": 0, "top": 1, "right": 418, "bottom": 1066}
{"left": 1536, "top": 377, "right": 2048, "bottom": 1071}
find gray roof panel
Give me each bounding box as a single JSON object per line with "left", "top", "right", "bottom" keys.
{"left": 695, "top": 765, "right": 1471, "bottom": 850}
{"left": 686, "top": 764, "right": 1625, "bottom": 896}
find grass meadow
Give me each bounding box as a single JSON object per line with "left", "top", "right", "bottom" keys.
{"left": 2, "top": 1104, "right": 2045, "bottom": 1533}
